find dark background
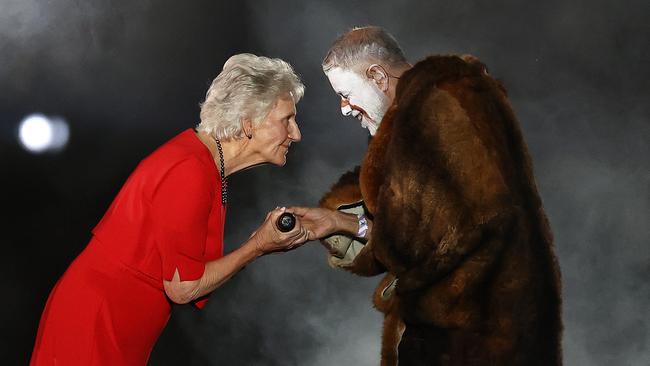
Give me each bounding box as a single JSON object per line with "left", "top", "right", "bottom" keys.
{"left": 1, "top": 0, "right": 648, "bottom": 364}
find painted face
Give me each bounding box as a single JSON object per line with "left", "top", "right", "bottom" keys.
{"left": 325, "top": 67, "right": 390, "bottom": 136}
{"left": 252, "top": 95, "right": 301, "bottom": 166}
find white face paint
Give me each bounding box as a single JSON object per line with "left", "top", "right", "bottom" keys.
{"left": 326, "top": 67, "right": 391, "bottom": 136}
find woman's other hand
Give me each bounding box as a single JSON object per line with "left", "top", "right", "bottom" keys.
{"left": 251, "top": 207, "right": 310, "bottom": 255}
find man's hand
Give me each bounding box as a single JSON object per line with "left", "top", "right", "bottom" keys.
{"left": 286, "top": 207, "right": 340, "bottom": 240}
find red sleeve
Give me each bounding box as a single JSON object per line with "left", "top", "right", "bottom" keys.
{"left": 151, "top": 158, "right": 214, "bottom": 282}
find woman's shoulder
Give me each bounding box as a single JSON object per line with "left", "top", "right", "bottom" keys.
{"left": 145, "top": 154, "right": 217, "bottom": 205}
{"left": 143, "top": 129, "right": 216, "bottom": 173}
{"left": 135, "top": 130, "right": 218, "bottom": 191}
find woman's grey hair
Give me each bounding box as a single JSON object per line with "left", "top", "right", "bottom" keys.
{"left": 197, "top": 53, "right": 305, "bottom": 140}
{"left": 322, "top": 26, "right": 408, "bottom": 73}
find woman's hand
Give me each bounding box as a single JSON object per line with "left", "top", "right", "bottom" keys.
{"left": 250, "top": 207, "right": 310, "bottom": 255}
{"left": 286, "top": 207, "right": 341, "bottom": 240}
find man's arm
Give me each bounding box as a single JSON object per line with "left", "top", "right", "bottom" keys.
{"left": 288, "top": 206, "right": 384, "bottom": 276}
{"left": 289, "top": 208, "right": 371, "bottom": 241}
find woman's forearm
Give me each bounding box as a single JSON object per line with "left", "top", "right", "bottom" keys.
{"left": 165, "top": 207, "right": 309, "bottom": 304}
{"left": 164, "top": 239, "right": 262, "bottom": 304}
{"left": 193, "top": 239, "right": 261, "bottom": 299}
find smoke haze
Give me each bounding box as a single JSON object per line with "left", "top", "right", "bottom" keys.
{"left": 1, "top": 0, "right": 648, "bottom": 364}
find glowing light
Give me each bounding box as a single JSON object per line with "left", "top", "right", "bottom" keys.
{"left": 18, "top": 114, "right": 70, "bottom": 153}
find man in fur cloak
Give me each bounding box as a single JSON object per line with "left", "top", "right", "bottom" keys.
{"left": 291, "top": 26, "right": 562, "bottom": 365}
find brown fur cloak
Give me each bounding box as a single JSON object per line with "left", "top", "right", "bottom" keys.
{"left": 320, "top": 55, "right": 562, "bottom": 365}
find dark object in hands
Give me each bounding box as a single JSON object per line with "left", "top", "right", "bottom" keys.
{"left": 276, "top": 212, "right": 296, "bottom": 232}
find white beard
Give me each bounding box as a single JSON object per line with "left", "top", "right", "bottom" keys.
{"left": 359, "top": 82, "right": 390, "bottom": 136}
{"left": 361, "top": 117, "right": 379, "bottom": 135}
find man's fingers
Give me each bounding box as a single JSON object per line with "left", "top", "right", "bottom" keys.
{"left": 289, "top": 223, "right": 305, "bottom": 241}
{"left": 294, "top": 225, "right": 307, "bottom": 241}
{"left": 290, "top": 227, "right": 310, "bottom": 248}
{"left": 285, "top": 206, "right": 310, "bottom": 217}
{"left": 307, "top": 230, "right": 318, "bottom": 241}
{"left": 302, "top": 228, "right": 311, "bottom": 242}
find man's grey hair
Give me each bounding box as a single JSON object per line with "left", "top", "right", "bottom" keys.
{"left": 322, "top": 26, "right": 408, "bottom": 73}
{"left": 197, "top": 53, "right": 305, "bottom": 140}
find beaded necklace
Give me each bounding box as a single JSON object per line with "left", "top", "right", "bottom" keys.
{"left": 213, "top": 137, "right": 228, "bottom": 205}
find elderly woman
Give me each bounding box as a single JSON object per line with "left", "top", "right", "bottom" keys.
{"left": 30, "top": 54, "right": 308, "bottom": 365}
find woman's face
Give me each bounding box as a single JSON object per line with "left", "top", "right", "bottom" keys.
{"left": 252, "top": 95, "right": 301, "bottom": 166}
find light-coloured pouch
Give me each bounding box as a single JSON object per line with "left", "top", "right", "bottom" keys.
{"left": 323, "top": 201, "right": 367, "bottom": 267}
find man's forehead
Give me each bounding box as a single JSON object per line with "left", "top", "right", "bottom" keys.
{"left": 326, "top": 67, "right": 364, "bottom": 90}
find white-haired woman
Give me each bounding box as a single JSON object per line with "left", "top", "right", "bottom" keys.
{"left": 30, "top": 54, "right": 308, "bottom": 365}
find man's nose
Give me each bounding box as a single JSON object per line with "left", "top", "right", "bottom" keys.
{"left": 340, "top": 99, "right": 352, "bottom": 116}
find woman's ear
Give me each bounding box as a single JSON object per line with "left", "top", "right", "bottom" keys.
{"left": 241, "top": 118, "right": 253, "bottom": 139}
{"left": 366, "top": 64, "right": 389, "bottom": 92}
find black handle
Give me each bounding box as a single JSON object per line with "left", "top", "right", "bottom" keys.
{"left": 276, "top": 212, "right": 296, "bottom": 232}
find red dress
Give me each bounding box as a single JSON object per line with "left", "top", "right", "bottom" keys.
{"left": 30, "top": 129, "right": 226, "bottom": 365}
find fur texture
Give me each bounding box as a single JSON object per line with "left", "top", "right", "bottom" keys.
{"left": 320, "top": 55, "right": 562, "bottom": 365}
